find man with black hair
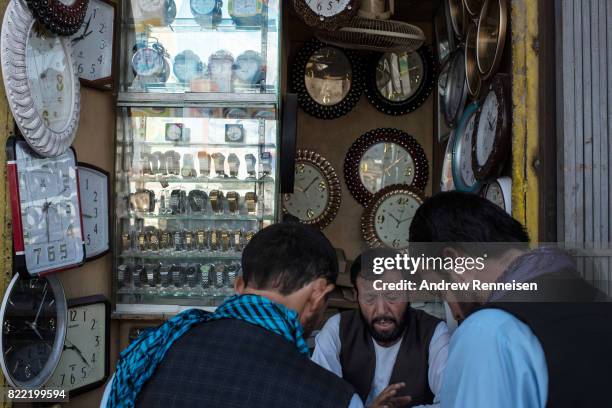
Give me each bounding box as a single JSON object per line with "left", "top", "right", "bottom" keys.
{"left": 409, "top": 191, "right": 612, "bottom": 408}
{"left": 101, "top": 223, "right": 366, "bottom": 408}
{"left": 312, "top": 248, "right": 450, "bottom": 408}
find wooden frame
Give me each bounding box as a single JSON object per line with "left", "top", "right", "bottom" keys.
{"left": 78, "top": 162, "right": 111, "bottom": 261}
{"left": 292, "top": 0, "right": 360, "bottom": 31}
{"left": 26, "top": 0, "right": 88, "bottom": 35}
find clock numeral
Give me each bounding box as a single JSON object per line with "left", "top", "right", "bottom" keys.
{"left": 83, "top": 309, "right": 87, "bottom": 322}
{"left": 56, "top": 74, "right": 64, "bottom": 92}
{"left": 94, "top": 207, "right": 98, "bottom": 218}
{"left": 78, "top": 64, "right": 84, "bottom": 74}
{"left": 70, "top": 310, "right": 77, "bottom": 322}
{"left": 99, "top": 23, "right": 105, "bottom": 34}
{"left": 90, "top": 64, "right": 96, "bottom": 75}
{"left": 98, "top": 55, "right": 103, "bottom": 65}
{"left": 377, "top": 214, "right": 385, "bottom": 224}
{"left": 94, "top": 224, "right": 98, "bottom": 234}
{"left": 70, "top": 373, "right": 76, "bottom": 385}
{"left": 95, "top": 335, "right": 100, "bottom": 347}
{"left": 397, "top": 197, "right": 408, "bottom": 205}
{"left": 87, "top": 234, "right": 91, "bottom": 246}
{"left": 42, "top": 110, "right": 50, "bottom": 127}
{"left": 47, "top": 246, "right": 55, "bottom": 262}
{"left": 60, "top": 243, "right": 67, "bottom": 260}
{"left": 296, "top": 164, "right": 305, "bottom": 173}
{"left": 91, "top": 353, "right": 96, "bottom": 364}
{"left": 100, "top": 39, "right": 107, "bottom": 50}
{"left": 93, "top": 7, "right": 98, "bottom": 19}
{"left": 81, "top": 366, "right": 87, "bottom": 379}
{"left": 91, "top": 319, "right": 97, "bottom": 330}
{"left": 93, "top": 191, "right": 98, "bottom": 202}
{"left": 392, "top": 239, "right": 401, "bottom": 248}
{"left": 85, "top": 179, "right": 89, "bottom": 190}
{"left": 34, "top": 248, "right": 41, "bottom": 264}
{"left": 60, "top": 374, "right": 65, "bottom": 385}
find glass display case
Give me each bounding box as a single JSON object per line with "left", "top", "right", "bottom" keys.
{"left": 114, "top": 0, "right": 281, "bottom": 312}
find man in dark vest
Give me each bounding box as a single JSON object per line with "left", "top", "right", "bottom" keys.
{"left": 101, "top": 223, "right": 364, "bottom": 408}
{"left": 409, "top": 191, "right": 612, "bottom": 408}
{"left": 312, "top": 248, "right": 450, "bottom": 408}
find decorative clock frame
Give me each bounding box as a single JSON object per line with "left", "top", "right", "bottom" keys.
{"left": 26, "top": 0, "right": 88, "bottom": 36}
{"left": 292, "top": 0, "right": 360, "bottom": 31}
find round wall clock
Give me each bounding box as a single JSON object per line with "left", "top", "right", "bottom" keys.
{"left": 452, "top": 102, "right": 481, "bottom": 193}
{"left": 472, "top": 75, "right": 510, "bottom": 180}
{"left": 190, "top": 0, "right": 223, "bottom": 27}
{"left": 78, "top": 163, "right": 110, "bottom": 261}
{"left": 345, "top": 128, "right": 429, "bottom": 206}
{"left": 463, "top": 0, "right": 484, "bottom": 16}
{"left": 481, "top": 176, "right": 511, "bottom": 214}
{"left": 292, "top": 0, "right": 360, "bottom": 31}
{"left": 477, "top": 0, "right": 507, "bottom": 79}
{"left": 434, "top": 0, "right": 455, "bottom": 64}
{"left": 0, "top": 273, "right": 67, "bottom": 389}
{"left": 282, "top": 150, "right": 341, "bottom": 229}
{"left": 361, "top": 184, "right": 424, "bottom": 250}
{"left": 440, "top": 130, "right": 456, "bottom": 192}
{"left": 292, "top": 39, "right": 364, "bottom": 120}
{"left": 1, "top": 0, "right": 81, "bottom": 158}
{"left": 365, "top": 45, "right": 437, "bottom": 116}
{"left": 26, "top": 0, "right": 88, "bottom": 36}
{"left": 443, "top": 48, "right": 468, "bottom": 128}
{"left": 465, "top": 23, "right": 481, "bottom": 98}
{"left": 448, "top": 0, "right": 466, "bottom": 39}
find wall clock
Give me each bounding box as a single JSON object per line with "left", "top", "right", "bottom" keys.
{"left": 1, "top": 0, "right": 81, "bottom": 158}
{"left": 26, "top": 0, "right": 88, "bottom": 36}
{"left": 345, "top": 128, "right": 429, "bottom": 206}
{"left": 229, "top": 0, "right": 266, "bottom": 27}
{"left": 465, "top": 23, "right": 481, "bottom": 98}
{"left": 365, "top": 45, "right": 436, "bottom": 116}
{"left": 282, "top": 150, "right": 341, "bottom": 229}
{"left": 361, "top": 184, "right": 424, "bottom": 250}
{"left": 0, "top": 273, "right": 67, "bottom": 389}
{"left": 451, "top": 102, "right": 481, "bottom": 193}
{"left": 434, "top": 0, "right": 455, "bottom": 64}
{"left": 472, "top": 75, "right": 510, "bottom": 180}
{"left": 44, "top": 295, "right": 109, "bottom": 396}
{"left": 463, "top": 0, "right": 484, "bottom": 16}
{"left": 436, "top": 57, "right": 452, "bottom": 143}
{"left": 440, "top": 130, "right": 456, "bottom": 192}
{"left": 7, "top": 137, "right": 86, "bottom": 277}
{"left": 292, "top": 39, "right": 364, "bottom": 120}
{"left": 292, "top": 0, "right": 360, "bottom": 31}
{"left": 71, "top": 0, "right": 116, "bottom": 90}
{"left": 78, "top": 163, "right": 110, "bottom": 261}
{"left": 191, "top": 0, "right": 223, "bottom": 27}
{"left": 477, "top": 0, "right": 507, "bottom": 79}
{"left": 448, "top": 0, "right": 466, "bottom": 39}
{"left": 481, "top": 176, "right": 511, "bottom": 214}
{"left": 443, "top": 48, "right": 468, "bottom": 128}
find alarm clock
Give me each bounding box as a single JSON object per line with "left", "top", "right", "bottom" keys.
{"left": 132, "top": 41, "right": 170, "bottom": 82}
{"left": 173, "top": 50, "right": 205, "bottom": 84}
{"left": 208, "top": 50, "right": 235, "bottom": 93}
{"left": 190, "top": 0, "right": 223, "bottom": 27}
{"left": 233, "top": 50, "right": 265, "bottom": 89}
{"left": 229, "top": 0, "right": 266, "bottom": 27}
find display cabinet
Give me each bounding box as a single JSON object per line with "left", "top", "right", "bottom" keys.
{"left": 114, "top": 0, "right": 281, "bottom": 313}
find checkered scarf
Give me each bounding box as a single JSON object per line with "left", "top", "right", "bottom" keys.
{"left": 108, "top": 294, "right": 309, "bottom": 408}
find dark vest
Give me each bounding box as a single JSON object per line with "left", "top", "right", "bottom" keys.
{"left": 339, "top": 309, "right": 441, "bottom": 407}
{"left": 484, "top": 269, "right": 612, "bottom": 408}
{"left": 136, "top": 318, "right": 355, "bottom": 408}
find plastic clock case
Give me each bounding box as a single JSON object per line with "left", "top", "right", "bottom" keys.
{"left": 451, "top": 102, "right": 482, "bottom": 193}
{"left": 78, "top": 163, "right": 111, "bottom": 261}
{"left": 443, "top": 48, "right": 469, "bottom": 128}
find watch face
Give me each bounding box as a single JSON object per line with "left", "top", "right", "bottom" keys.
{"left": 132, "top": 47, "right": 163, "bottom": 77}
{"left": 476, "top": 90, "right": 499, "bottom": 166}
{"left": 455, "top": 109, "right": 478, "bottom": 190}
{"left": 373, "top": 192, "right": 421, "bottom": 250}
{"left": 359, "top": 143, "right": 415, "bottom": 194}
{"left": 284, "top": 163, "right": 329, "bottom": 221}
{"left": 307, "top": 0, "right": 351, "bottom": 17}
{"left": 26, "top": 26, "right": 75, "bottom": 133}
{"left": 78, "top": 166, "right": 109, "bottom": 259}
{"left": 485, "top": 181, "right": 505, "bottom": 210}
{"left": 71, "top": 0, "right": 114, "bottom": 82}
{"left": 12, "top": 140, "right": 85, "bottom": 275}
{"left": 191, "top": 0, "right": 217, "bottom": 15}
{"left": 173, "top": 50, "right": 203, "bottom": 83}
{"left": 304, "top": 46, "right": 352, "bottom": 106}
{"left": 0, "top": 275, "right": 66, "bottom": 389}
{"left": 375, "top": 52, "right": 424, "bottom": 102}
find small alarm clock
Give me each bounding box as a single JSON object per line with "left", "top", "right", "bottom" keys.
{"left": 228, "top": 0, "right": 266, "bottom": 27}
{"left": 173, "top": 50, "right": 205, "bottom": 83}
{"left": 233, "top": 50, "right": 265, "bottom": 89}
{"left": 132, "top": 41, "right": 170, "bottom": 82}
{"left": 190, "top": 0, "right": 223, "bottom": 27}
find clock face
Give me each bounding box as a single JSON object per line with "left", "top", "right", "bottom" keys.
{"left": 457, "top": 110, "right": 478, "bottom": 189}
{"left": 284, "top": 163, "right": 330, "bottom": 221}
{"left": 132, "top": 48, "right": 163, "bottom": 77}
{"left": 373, "top": 192, "right": 421, "bottom": 250}
{"left": 45, "top": 301, "right": 107, "bottom": 393}
{"left": 26, "top": 26, "right": 75, "bottom": 133}
{"left": 306, "top": 0, "right": 352, "bottom": 17}
{"left": 71, "top": 0, "right": 114, "bottom": 83}
{"left": 485, "top": 181, "right": 505, "bottom": 210}
{"left": 234, "top": 54, "right": 262, "bottom": 84}
{"left": 359, "top": 143, "right": 415, "bottom": 194}
{"left": 166, "top": 124, "right": 182, "bottom": 141}
{"left": 173, "top": 51, "right": 203, "bottom": 83}
{"left": 233, "top": 0, "right": 259, "bottom": 15}
{"left": 191, "top": 0, "right": 217, "bottom": 14}
{"left": 304, "top": 46, "right": 352, "bottom": 106}
{"left": 226, "top": 125, "right": 243, "bottom": 142}
{"left": 12, "top": 140, "right": 85, "bottom": 276}
{"left": 476, "top": 90, "right": 499, "bottom": 166}
{"left": 78, "top": 166, "right": 109, "bottom": 260}
{"left": 0, "top": 275, "right": 66, "bottom": 389}
{"left": 375, "top": 52, "right": 424, "bottom": 102}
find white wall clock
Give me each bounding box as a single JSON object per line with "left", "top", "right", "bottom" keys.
{"left": 7, "top": 137, "right": 85, "bottom": 277}
{"left": 452, "top": 102, "right": 481, "bottom": 193}
{"left": 78, "top": 163, "right": 110, "bottom": 261}
{"left": 1, "top": 0, "right": 80, "bottom": 158}
{"left": 481, "top": 176, "right": 511, "bottom": 214}
{"left": 440, "top": 130, "right": 456, "bottom": 192}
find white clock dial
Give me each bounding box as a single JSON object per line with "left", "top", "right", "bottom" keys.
{"left": 226, "top": 126, "right": 243, "bottom": 141}
{"left": 306, "top": 0, "right": 352, "bottom": 17}
{"left": 78, "top": 166, "right": 109, "bottom": 259}
{"left": 233, "top": 0, "right": 258, "bottom": 14}
{"left": 459, "top": 111, "right": 477, "bottom": 188}
{"left": 476, "top": 90, "right": 499, "bottom": 166}
{"left": 359, "top": 143, "right": 415, "bottom": 194}
{"left": 284, "top": 163, "right": 330, "bottom": 221}
{"left": 139, "top": 0, "right": 164, "bottom": 12}
{"left": 485, "top": 181, "right": 505, "bottom": 210}
{"left": 374, "top": 193, "right": 421, "bottom": 250}
{"left": 191, "top": 0, "right": 216, "bottom": 14}
{"left": 71, "top": 0, "right": 115, "bottom": 83}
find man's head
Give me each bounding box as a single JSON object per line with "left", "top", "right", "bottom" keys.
{"left": 235, "top": 222, "right": 337, "bottom": 336}
{"left": 351, "top": 248, "right": 410, "bottom": 346}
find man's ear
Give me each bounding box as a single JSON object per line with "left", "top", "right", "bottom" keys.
{"left": 307, "top": 278, "right": 335, "bottom": 310}
{"left": 442, "top": 246, "right": 461, "bottom": 259}
{"left": 235, "top": 276, "right": 246, "bottom": 294}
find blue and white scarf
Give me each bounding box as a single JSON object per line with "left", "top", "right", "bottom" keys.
{"left": 108, "top": 294, "right": 309, "bottom": 408}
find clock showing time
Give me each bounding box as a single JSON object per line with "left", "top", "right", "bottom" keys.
{"left": 294, "top": 0, "right": 358, "bottom": 30}
{"left": 78, "top": 164, "right": 110, "bottom": 261}
{"left": 452, "top": 103, "right": 481, "bottom": 193}
{"left": 482, "top": 176, "right": 511, "bottom": 214}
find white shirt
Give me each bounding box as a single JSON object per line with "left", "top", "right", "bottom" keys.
{"left": 312, "top": 314, "right": 450, "bottom": 408}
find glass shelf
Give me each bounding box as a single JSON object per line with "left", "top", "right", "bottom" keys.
{"left": 120, "top": 250, "right": 242, "bottom": 260}
{"left": 123, "top": 213, "right": 273, "bottom": 221}
{"left": 126, "top": 18, "right": 279, "bottom": 33}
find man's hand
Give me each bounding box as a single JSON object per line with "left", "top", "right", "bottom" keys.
{"left": 368, "top": 383, "right": 412, "bottom": 408}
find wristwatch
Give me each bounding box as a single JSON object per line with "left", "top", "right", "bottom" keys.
{"left": 165, "top": 150, "right": 181, "bottom": 176}
{"left": 198, "top": 151, "right": 211, "bottom": 177}
{"left": 210, "top": 190, "right": 224, "bottom": 213}
{"left": 227, "top": 191, "right": 240, "bottom": 213}
{"left": 174, "top": 230, "right": 184, "bottom": 251}
{"left": 160, "top": 266, "right": 171, "bottom": 287}
{"left": 171, "top": 265, "right": 185, "bottom": 287}
{"left": 130, "top": 189, "right": 156, "bottom": 213}
{"left": 188, "top": 190, "right": 208, "bottom": 213}
{"left": 146, "top": 264, "right": 159, "bottom": 287}
{"left": 260, "top": 152, "right": 272, "bottom": 177}
{"left": 245, "top": 154, "right": 256, "bottom": 179}
{"left": 152, "top": 151, "right": 165, "bottom": 175}
{"left": 212, "top": 153, "right": 226, "bottom": 177}
{"left": 228, "top": 153, "right": 241, "bottom": 178}
{"left": 161, "top": 231, "right": 172, "bottom": 249}
{"left": 220, "top": 230, "right": 230, "bottom": 251}
{"left": 121, "top": 232, "right": 132, "bottom": 252}
{"left": 196, "top": 229, "right": 207, "bottom": 250}
{"left": 141, "top": 153, "right": 153, "bottom": 175}
{"left": 200, "top": 264, "right": 213, "bottom": 289}
{"left": 133, "top": 265, "right": 144, "bottom": 288}
{"left": 137, "top": 232, "right": 147, "bottom": 251}
{"left": 245, "top": 230, "right": 256, "bottom": 244}
{"left": 226, "top": 264, "right": 239, "bottom": 287}
{"left": 181, "top": 154, "right": 197, "bottom": 178}
{"left": 117, "top": 264, "right": 129, "bottom": 288}
{"left": 214, "top": 264, "right": 225, "bottom": 288}
{"left": 233, "top": 230, "right": 243, "bottom": 251}
{"left": 170, "top": 189, "right": 187, "bottom": 214}
{"left": 245, "top": 192, "right": 257, "bottom": 214}
{"left": 186, "top": 264, "right": 199, "bottom": 287}
{"left": 210, "top": 229, "right": 219, "bottom": 250}
{"left": 147, "top": 229, "right": 160, "bottom": 251}
{"left": 184, "top": 231, "right": 195, "bottom": 251}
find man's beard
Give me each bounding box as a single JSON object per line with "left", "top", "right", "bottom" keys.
{"left": 364, "top": 308, "right": 410, "bottom": 343}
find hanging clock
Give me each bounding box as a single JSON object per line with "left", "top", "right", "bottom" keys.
{"left": 26, "top": 0, "right": 88, "bottom": 36}
{"left": 292, "top": 39, "right": 364, "bottom": 120}
{"left": 477, "top": 0, "right": 507, "bottom": 79}
{"left": 345, "top": 128, "right": 429, "bottom": 206}
{"left": 481, "top": 176, "right": 511, "bottom": 214}
{"left": 463, "top": 0, "right": 484, "bottom": 16}
{"left": 70, "top": 0, "right": 116, "bottom": 90}
{"left": 465, "top": 23, "right": 481, "bottom": 98}
{"left": 0, "top": 273, "right": 67, "bottom": 389}
{"left": 448, "top": 0, "right": 466, "bottom": 39}
{"left": 173, "top": 50, "right": 205, "bottom": 84}
{"left": 443, "top": 48, "right": 468, "bottom": 128}
{"left": 282, "top": 150, "right": 341, "bottom": 229}
{"left": 190, "top": 0, "right": 223, "bottom": 27}
{"left": 233, "top": 50, "right": 265, "bottom": 90}
{"left": 292, "top": 0, "right": 360, "bottom": 31}
{"left": 1, "top": 0, "right": 81, "bottom": 158}
{"left": 472, "top": 75, "right": 510, "bottom": 180}
{"left": 78, "top": 163, "right": 110, "bottom": 261}
{"left": 434, "top": 0, "right": 455, "bottom": 64}
{"left": 361, "top": 185, "right": 424, "bottom": 250}
{"left": 7, "top": 137, "right": 85, "bottom": 277}
{"left": 229, "top": 0, "right": 266, "bottom": 27}
{"left": 452, "top": 102, "right": 481, "bottom": 193}
{"left": 365, "top": 45, "right": 437, "bottom": 116}
{"left": 440, "top": 130, "right": 457, "bottom": 192}
{"left": 44, "top": 295, "right": 109, "bottom": 396}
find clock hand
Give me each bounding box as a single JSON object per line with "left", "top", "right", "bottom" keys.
{"left": 33, "top": 284, "right": 48, "bottom": 326}
{"left": 383, "top": 156, "right": 406, "bottom": 174}
{"left": 71, "top": 15, "right": 93, "bottom": 44}
{"left": 303, "top": 177, "right": 319, "bottom": 193}
{"left": 25, "top": 321, "right": 44, "bottom": 340}
{"left": 65, "top": 340, "right": 90, "bottom": 367}
{"left": 388, "top": 213, "right": 401, "bottom": 226}
{"left": 83, "top": 30, "right": 94, "bottom": 39}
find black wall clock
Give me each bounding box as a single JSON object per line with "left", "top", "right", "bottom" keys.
{"left": 26, "top": 0, "right": 89, "bottom": 36}
{"left": 345, "top": 128, "right": 429, "bottom": 206}
{"left": 365, "top": 45, "right": 437, "bottom": 116}
{"left": 292, "top": 39, "right": 364, "bottom": 120}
